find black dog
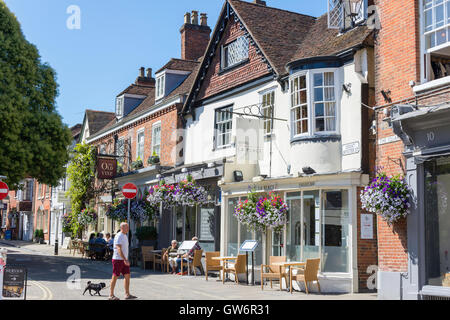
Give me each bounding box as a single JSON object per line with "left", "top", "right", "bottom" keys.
{"left": 83, "top": 281, "right": 106, "bottom": 296}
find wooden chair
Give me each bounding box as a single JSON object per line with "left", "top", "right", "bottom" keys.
{"left": 289, "top": 258, "right": 321, "bottom": 294}
{"left": 141, "top": 246, "right": 154, "bottom": 270}
{"left": 181, "top": 250, "right": 204, "bottom": 276}
{"left": 205, "top": 251, "right": 222, "bottom": 281}
{"left": 154, "top": 248, "right": 168, "bottom": 272}
{"left": 222, "top": 254, "right": 246, "bottom": 284}
{"left": 261, "top": 256, "right": 288, "bottom": 291}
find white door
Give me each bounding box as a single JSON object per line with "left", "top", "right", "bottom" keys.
{"left": 23, "top": 213, "right": 33, "bottom": 241}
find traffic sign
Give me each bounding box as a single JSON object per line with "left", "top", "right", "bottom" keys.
{"left": 0, "top": 181, "right": 9, "bottom": 201}
{"left": 122, "top": 183, "right": 137, "bottom": 199}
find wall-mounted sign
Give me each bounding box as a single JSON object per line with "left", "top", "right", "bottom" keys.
{"left": 342, "top": 142, "right": 360, "bottom": 156}
{"left": 361, "top": 214, "right": 374, "bottom": 240}
{"left": 97, "top": 158, "right": 117, "bottom": 180}
{"left": 378, "top": 135, "right": 401, "bottom": 145}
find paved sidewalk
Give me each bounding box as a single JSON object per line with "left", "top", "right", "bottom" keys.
{"left": 0, "top": 240, "right": 378, "bottom": 300}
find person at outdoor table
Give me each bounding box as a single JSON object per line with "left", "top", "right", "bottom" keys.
{"left": 88, "top": 233, "right": 96, "bottom": 245}
{"left": 94, "top": 233, "right": 107, "bottom": 257}
{"left": 105, "top": 233, "right": 114, "bottom": 250}
{"left": 176, "top": 236, "right": 202, "bottom": 275}
{"left": 164, "top": 240, "right": 178, "bottom": 274}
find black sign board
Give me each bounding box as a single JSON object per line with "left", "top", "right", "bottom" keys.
{"left": 2, "top": 266, "right": 27, "bottom": 299}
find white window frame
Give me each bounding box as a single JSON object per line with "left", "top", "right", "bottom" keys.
{"left": 116, "top": 138, "right": 125, "bottom": 165}
{"left": 214, "top": 105, "right": 233, "bottom": 149}
{"left": 156, "top": 74, "right": 166, "bottom": 100}
{"left": 259, "top": 88, "right": 276, "bottom": 136}
{"left": 136, "top": 129, "right": 145, "bottom": 161}
{"left": 221, "top": 36, "right": 250, "bottom": 70}
{"left": 151, "top": 122, "right": 162, "bottom": 157}
{"left": 420, "top": 0, "right": 450, "bottom": 83}
{"left": 290, "top": 69, "right": 340, "bottom": 139}
{"left": 116, "top": 96, "right": 124, "bottom": 117}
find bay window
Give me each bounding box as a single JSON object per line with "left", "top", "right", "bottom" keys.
{"left": 290, "top": 70, "right": 338, "bottom": 138}
{"left": 422, "top": 0, "right": 450, "bottom": 81}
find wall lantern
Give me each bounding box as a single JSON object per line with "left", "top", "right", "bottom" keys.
{"left": 234, "top": 170, "right": 243, "bottom": 182}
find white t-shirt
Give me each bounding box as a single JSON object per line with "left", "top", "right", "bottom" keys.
{"left": 112, "top": 232, "right": 129, "bottom": 260}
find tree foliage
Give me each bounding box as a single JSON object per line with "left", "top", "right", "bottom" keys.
{"left": 0, "top": 1, "right": 72, "bottom": 188}
{"left": 66, "top": 142, "right": 96, "bottom": 237}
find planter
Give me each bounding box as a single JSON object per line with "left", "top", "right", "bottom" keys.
{"left": 131, "top": 160, "right": 144, "bottom": 170}
{"left": 147, "top": 156, "right": 160, "bottom": 166}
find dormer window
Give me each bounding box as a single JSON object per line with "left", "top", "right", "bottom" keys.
{"left": 156, "top": 75, "right": 166, "bottom": 100}
{"left": 221, "top": 36, "right": 249, "bottom": 70}
{"left": 116, "top": 96, "right": 124, "bottom": 117}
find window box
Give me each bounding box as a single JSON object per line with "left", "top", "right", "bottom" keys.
{"left": 147, "top": 154, "right": 160, "bottom": 166}
{"left": 131, "top": 160, "right": 144, "bottom": 171}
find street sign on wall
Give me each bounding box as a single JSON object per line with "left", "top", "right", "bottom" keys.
{"left": 122, "top": 183, "right": 137, "bottom": 199}
{"left": 0, "top": 182, "right": 9, "bottom": 201}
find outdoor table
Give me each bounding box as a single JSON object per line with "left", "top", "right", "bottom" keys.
{"left": 212, "top": 256, "right": 237, "bottom": 282}
{"left": 271, "top": 261, "right": 305, "bottom": 292}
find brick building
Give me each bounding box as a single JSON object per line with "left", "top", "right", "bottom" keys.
{"left": 374, "top": 0, "right": 450, "bottom": 299}
{"left": 84, "top": 10, "right": 210, "bottom": 248}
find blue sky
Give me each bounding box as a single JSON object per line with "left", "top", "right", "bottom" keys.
{"left": 4, "top": 0, "right": 327, "bottom": 127}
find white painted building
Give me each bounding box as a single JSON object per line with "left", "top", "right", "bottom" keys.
{"left": 181, "top": 0, "right": 375, "bottom": 293}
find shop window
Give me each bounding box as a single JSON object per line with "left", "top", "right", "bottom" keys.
{"left": 321, "top": 190, "right": 350, "bottom": 273}
{"left": 286, "top": 192, "right": 302, "bottom": 261}
{"left": 424, "top": 157, "right": 450, "bottom": 287}
{"left": 227, "top": 198, "right": 239, "bottom": 256}
{"left": 303, "top": 190, "right": 320, "bottom": 261}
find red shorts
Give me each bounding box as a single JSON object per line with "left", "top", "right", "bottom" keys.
{"left": 112, "top": 259, "right": 130, "bottom": 276}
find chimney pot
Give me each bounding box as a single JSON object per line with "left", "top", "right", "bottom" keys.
{"left": 253, "top": 0, "right": 266, "bottom": 5}
{"left": 146, "top": 68, "right": 152, "bottom": 78}
{"left": 184, "top": 12, "right": 191, "bottom": 24}
{"left": 200, "top": 13, "right": 208, "bottom": 26}
{"left": 140, "top": 67, "right": 145, "bottom": 78}
{"left": 191, "top": 11, "right": 199, "bottom": 25}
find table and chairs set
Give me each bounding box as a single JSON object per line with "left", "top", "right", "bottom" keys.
{"left": 68, "top": 239, "right": 113, "bottom": 261}
{"left": 138, "top": 242, "right": 321, "bottom": 294}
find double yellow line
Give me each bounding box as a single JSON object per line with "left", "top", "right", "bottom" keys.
{"left": 29, "top": 280, "right": 53, "bottom": 300}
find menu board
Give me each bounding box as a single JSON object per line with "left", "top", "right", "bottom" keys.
{"left": 199, "top": 208, "right": 214, "bottom": 241}
{"left": 2, "top": 266, "right": 26, "bottom": 299}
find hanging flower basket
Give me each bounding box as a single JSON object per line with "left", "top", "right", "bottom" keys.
{"left": 78, "top": 206, "right": 98, "bottom": 226}
{"left": 147, "top": 175, "right": 211, "bottom": 208}
{"left": 360, "top": 173, "right": 411, "bottom": 225}
{"left": 234, "top": 191, "right": 288, "bottom": 232}
{"left": 106, "top": 197, "right": 156, "bottom": 222}
{"left": 62, "top": 214, "right": 72, "bottom": 233}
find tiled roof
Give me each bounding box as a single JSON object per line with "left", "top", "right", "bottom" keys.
{"left": 117, "top": 83, "right": 154, "bottom": 97}
{"left": 229, "top": 0, "right": 317, "bottom": 77}
{"left": 156, "top": 58, "right": 200, "bottom": 75}
{"left": 288, "top": 14, "right": 373, "bottom": 66}
{"left": 89, "top": 60, "right": 199, "bottom": 139}
{"left": 85, "top": 110, "right": 116, "bottom": 136}
{"left": 70, "top": 124, "right": 82, "bottom": 138}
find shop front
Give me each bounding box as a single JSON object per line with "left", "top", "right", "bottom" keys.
{"left": 220, "top": 172, "right": 369, "bottom": 293}
{"left": 386, "top": 104, "right": 450, "bottom": 299}
{"left": 157, "top": 163, "right": 224, "bottom": 252}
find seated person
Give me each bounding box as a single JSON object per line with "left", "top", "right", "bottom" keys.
{"left": 93, "top": 233, "right": 107, "bottom": 258}
{"left": 88, "top": 233, "right": 96, "bottom": 245}
{"left": 105, "top": 233, "right": 114, "bottom": 250}
{"left": 176, "top": 236, "right": 202, "bottom": 275}
{"left": 163, "top": 240, "right": 179, "bottom": 274}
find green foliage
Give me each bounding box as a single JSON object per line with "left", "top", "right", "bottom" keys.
{"left": 135, "top": 226, "right": 157, "bottom": 241}
{"left": 66, "top": 142, "right": 97, "bottom": 237}
{"left": 34, "top": 229, "right": 44, "bottom": 239}
{"left": 0, "top": 1, "right": 72, "bottom": 188}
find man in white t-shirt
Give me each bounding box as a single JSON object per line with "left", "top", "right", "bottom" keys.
{"left": 109, "top": 222, "right": 137, "bottom": 300}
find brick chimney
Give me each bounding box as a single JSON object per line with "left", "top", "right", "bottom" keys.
{"left": 180, "top": 10, "right": 211, "bottom": 61}
{"left": 253, "top": 0, "right": 266, "bottom": 5}
{"left": 135, "top": 66, "right": 155, "bottom": 86}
